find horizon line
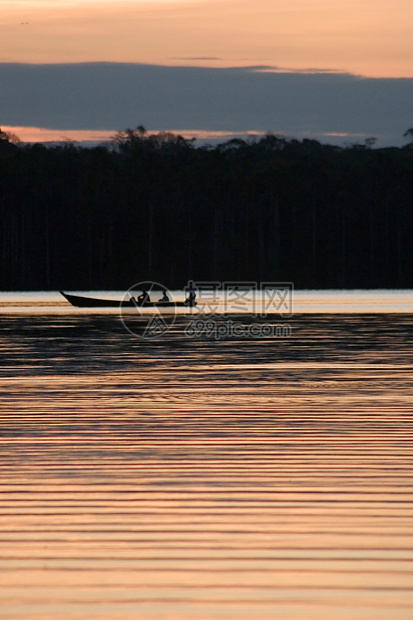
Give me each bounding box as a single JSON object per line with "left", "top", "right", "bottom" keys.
{"left": 2, "top": 126, "right": 396, "bottom": 148}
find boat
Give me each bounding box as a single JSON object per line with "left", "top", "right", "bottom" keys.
{"left": 60, "top": 291, "right": 196, "bottom": 308}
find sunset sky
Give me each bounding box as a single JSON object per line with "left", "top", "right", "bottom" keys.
{"left": 1, "top": 0, "right": 412, "bottom": 145}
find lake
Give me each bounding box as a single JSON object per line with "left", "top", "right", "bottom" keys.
{"left": 1, "top": 290, "right": 412, "bottom": 619}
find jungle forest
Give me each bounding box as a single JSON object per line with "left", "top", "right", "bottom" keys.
{"left": 1, "top": 126, "right": 413, "bottom": 291}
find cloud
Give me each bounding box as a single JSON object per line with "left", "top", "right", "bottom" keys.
{"left": 1, "top": 62, "right": 412, "bottom": 145}
{"left": 172, "top": 57, "right": 224, "bottom": 61}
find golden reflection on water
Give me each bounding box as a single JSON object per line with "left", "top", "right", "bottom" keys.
{"left": 0, "top": 313, "right": 412, "bottom": 619}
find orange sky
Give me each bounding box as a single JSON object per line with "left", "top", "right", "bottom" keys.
{"left": 1, "top": 0, "right": 412, "bottom": 78}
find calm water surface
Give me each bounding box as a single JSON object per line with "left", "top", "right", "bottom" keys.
{"left": 1, "top": 294, "right": 412, "bottom": 619}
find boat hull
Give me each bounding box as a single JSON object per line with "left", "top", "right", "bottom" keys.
{"left": 60, "top": 291, "right": 195, "bottom": 308}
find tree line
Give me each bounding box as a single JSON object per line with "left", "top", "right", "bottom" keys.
{"left": 1, "top": 126, "right": 413, "bottom": 290}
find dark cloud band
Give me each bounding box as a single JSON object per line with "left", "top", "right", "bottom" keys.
{"left": 1, "top": 62, "right": 412, "bottom": 145}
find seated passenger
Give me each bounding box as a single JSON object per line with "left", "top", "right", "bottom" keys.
{"left": 158, "top": 289, "right": 170, "bottom": 302}
{"left": 137, "top": 289, "right": 151, "bottom": 305}
{"left": 186, "top": 288, "right": 196, "bottom": 306}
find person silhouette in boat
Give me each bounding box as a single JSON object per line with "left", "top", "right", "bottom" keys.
{"left": 137, "top": 289, "right": 151, "bottom": 306}
{"left": 185, "top": 282, "right": 196, "bottom": 306}
{"left": 158, "top": 289, "right": 170, "bottom": 303}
